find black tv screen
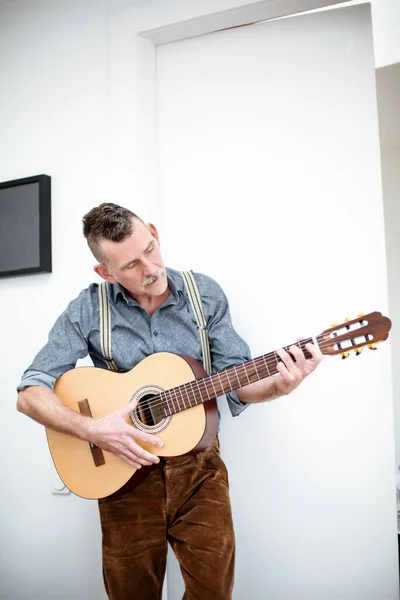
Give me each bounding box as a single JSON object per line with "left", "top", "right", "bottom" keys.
{"left": 0, "top": 174, "right": 51, "bottom": 278}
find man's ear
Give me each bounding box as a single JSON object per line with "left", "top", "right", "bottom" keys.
{"left": 93, "top": 263, "right": 118, "bottom": 284}
{"left": 146, "top": 223, "right": 160, "bottom": 244}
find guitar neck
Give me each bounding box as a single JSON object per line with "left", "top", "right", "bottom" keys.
{"left": 160, "top": 337, "right": 316, "bottom": 417}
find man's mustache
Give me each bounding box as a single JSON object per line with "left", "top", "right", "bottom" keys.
{"left": 142, "top": 268, "right": 164, "bottom": 287}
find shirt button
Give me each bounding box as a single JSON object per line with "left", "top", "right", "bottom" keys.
{"left": 153, "top": 331, "right": 158, "bottom": 337}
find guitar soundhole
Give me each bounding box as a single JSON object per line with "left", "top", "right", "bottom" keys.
{"left": 130, "top": 385, "right": 170, "bottom": 433}
{"left": 136, "top": 394, "right": 164, "bottom": 427}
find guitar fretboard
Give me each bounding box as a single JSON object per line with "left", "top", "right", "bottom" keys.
{"left": 154, "top": 337, "right": 317, "bottom": 418}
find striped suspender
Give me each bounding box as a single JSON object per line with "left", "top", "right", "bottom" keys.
{"left": 98, "top": 275, "right": 212, "bottom": 377}
{"left": 98, "top": 281, "right": 119, "bottom": 371}
{"left": 181, "top": 271, "right": 213, "bottom": 377}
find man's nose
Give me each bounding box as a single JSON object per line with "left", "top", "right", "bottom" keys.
{"left": 142, "top": 257, "right": 156, "bottom": 273}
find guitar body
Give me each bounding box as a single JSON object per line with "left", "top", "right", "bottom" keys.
{"left": 47, "top": 352, "right": 218, "bottom": 499}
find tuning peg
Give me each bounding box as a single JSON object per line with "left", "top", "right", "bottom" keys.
{"left": 368, "top": 343, "right": 377, "bottom": 350}
{"left": 340, "top": 351, "right": 350, "bottom": 359}
{"left": 357, "top": 313, "right": 364, "bottom": 318}
{"left": 344, "top": 317, "right": 351, "bottom": 322}
{"left": 354, "top": 347, "right": 363, "bottom": 356}
{"left": 331, "top": 322, "right": 339, "bottom": 328}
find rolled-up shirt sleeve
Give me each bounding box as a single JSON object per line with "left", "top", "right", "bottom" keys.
{"left": 17, "top": 290, "right": 92, "bottom": 392}
{"left": 195, "top": 274, "right": 252, "bottom": 417}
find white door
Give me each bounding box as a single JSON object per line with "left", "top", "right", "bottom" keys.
{"left": 157, "top": 4, "right": 398, "bottom": 599}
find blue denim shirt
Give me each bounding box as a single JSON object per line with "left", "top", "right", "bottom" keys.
{"left": 18, "top": 268, "right": 251, "bottom": 417}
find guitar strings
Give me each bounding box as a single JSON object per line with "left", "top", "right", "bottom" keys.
{"left": 134, "top": 332, "right": 371, "bottom": 420}
{"left": 128, "top": 319, "right": 373, "bottom": 421}
{"left": 135, "top": 337, "right": 329, "bottom": 418}
{"left": 131, "top": 337, "right": 332, "bottom": 419}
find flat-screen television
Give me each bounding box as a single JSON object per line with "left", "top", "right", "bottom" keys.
{"left": 0, "top": 174, "right": 51, "bottom": 278}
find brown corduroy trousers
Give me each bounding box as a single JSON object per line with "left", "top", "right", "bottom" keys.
{"left": 98, "top": 439, "right": 235, "bottom": 600}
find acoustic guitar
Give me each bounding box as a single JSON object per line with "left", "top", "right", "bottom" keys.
{"left": 46, "top": 312, "right": 391, "bottom": 499}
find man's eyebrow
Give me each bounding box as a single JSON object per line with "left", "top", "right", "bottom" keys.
{"left": 145, "top": 240, "right": 155, "bottom": 251}
{"left": 121, "top": 241, "right": 154, "bottom": 270}
{"left": 121, "top": 258, "right": 138, "bottom": 270}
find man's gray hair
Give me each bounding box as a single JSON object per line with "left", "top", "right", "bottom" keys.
{"left": 82, "top": 203, "right": 144, "bottom": 262}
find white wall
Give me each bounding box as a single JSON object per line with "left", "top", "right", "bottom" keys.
{"left": 0, "top": 0, "right": 147, "bottom": 598}
{"left": 381, "top": 148, "right": 400, "bottom": 468}
{"left": 376, "top": 60, "right": 400, "bottom": 482}
{"left": 0, "top": 0, "right": 399, "bottom": 599}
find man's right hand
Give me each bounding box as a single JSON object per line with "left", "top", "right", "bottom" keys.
{"left": 86, "top": 401, "right": 164, "bottom": 469}
{"left": 17, "top": 387, "right": 162, "bottom": 470}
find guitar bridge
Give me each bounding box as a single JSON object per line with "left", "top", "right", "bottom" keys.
{"left": 78, "top": 399, "right": 106, "bottom": 467}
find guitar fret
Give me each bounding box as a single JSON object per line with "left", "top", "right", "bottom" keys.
{"left": 161, "top": 392, "right": 168, "bottom": 417}
{"left": 170, "top": 389, "right": 178, "bottom": 413}
{"left": 165, "top": 390, "right": 170, "bottom": 414}
{"left": 179, "top": 385, "right": 186, "bottom": 410}
{"left": 262, "top": 355, "right": 270, "bottom": 376}
{"left": 240, "top": 363, "right": 251, "bottom": 385}
{"left": 184, "top": 383, "right": 192, "bottom": 408}
{"left": 188, "top": 381, "right": 195, "bottom": 408}
{"left": 216, "top": 372, "right": 225, "bottom": 396}
{"left": 174, "top": 388, "right": 181, "bottom": 412}
{"left": 209, "top": 375, "right": 218, "bottom": 397}
{"left": 163, "top": 392, "right": 171, "bottom": 416}
{"left": 203, "top": 379, "right": 211, "bottom": 401}
{"left": 253, "top": 359, "right": 261, "bottom": 381}
{"left": 195, "top": 379, "right": 204, "bottom": 403}
{"left": 233, "top": 366, "right": 241, "bottom": 388}
{"left": 223, "top": 370, "right": 231, "bottom": 392}
{"left": 190, "top": 380, "right": 199, "bottom": 406}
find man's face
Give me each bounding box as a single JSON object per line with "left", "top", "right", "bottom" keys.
{"left": 96, "top": 219, "right": 168, "bottom": 299}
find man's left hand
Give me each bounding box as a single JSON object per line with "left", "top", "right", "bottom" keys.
{"left": 274, "top": 340, "right": 323, "bottom": 396}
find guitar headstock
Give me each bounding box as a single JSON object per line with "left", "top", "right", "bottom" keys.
{"left": 317, "top": 312, "right": 392, "bottom": 357}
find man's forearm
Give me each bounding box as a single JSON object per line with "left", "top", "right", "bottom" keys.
{"left": 236, "top": 377, "right": 280, "bottom": 404}
{"left": 17, "top": 385, "right": 91, "bottom": 441}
